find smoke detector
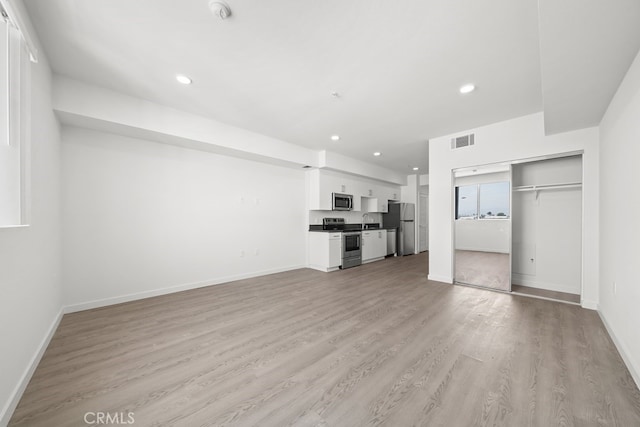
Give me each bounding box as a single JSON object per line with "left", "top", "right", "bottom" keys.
{"left": 209, "top": 1, "right": 231, "bottom": 19}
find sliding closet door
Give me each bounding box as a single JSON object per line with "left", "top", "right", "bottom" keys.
{"left": 453, "top": 167, "right": 511, "bottom": 291}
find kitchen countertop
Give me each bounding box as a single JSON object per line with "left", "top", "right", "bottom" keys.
{"left": 308, "top": 224, "right": 397, "bottom": 232}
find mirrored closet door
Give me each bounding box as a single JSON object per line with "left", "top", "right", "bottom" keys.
{"left": 453, "top": 165, "right": 512, "bottom": 291}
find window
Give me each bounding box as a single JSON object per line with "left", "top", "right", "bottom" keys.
{"left": 455, "top": 185, "right": 478, "bottom": 219}
{"left": 0, "top": 1, "right": 34, "bottom": 227}
{"left": 456, "top": 181, "right": 510, "bottom": 220}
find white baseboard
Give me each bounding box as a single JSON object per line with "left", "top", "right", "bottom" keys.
{"left": 427, "top": 274, "right": 453, "bottom": 284}
{"left": 581, "top": 300, "right": 598, "bottom": 310}
{"left": 598, "top": 310, "right": 640, "bottom": 390}
{"left": 0, "top": 307, "right": 64, "bottom": 427}
{"left": 307, "top": 264, "right": 341, "bottom": 272}
{"left": 64, "top": 265, "right": 305, "bottom": 313}
{"left": 456, "top": 247, "right": 509, "bottom": 254}
{"left": 511, "top": 274, "right": 580, "bottom": 295}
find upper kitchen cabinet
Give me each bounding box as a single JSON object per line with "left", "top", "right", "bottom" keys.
{"left": 362, "top": 185, "right": 398, "bottom": 201}
{"left": 308, "top": 169, "right": 362, "bottom": 211}
{"left": 361, "top": 185, "right": 400, "bottom": 213}
{"left": 363, "top": 197, "right": 388, "bottom": 213}
{"left": 308, "top": 169, "right": 400, "bottom": 212}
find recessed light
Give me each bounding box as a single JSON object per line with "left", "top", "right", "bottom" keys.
{"left": 373, "top": 152, "right": 381, "bottom": 156}
{"left": 459, "top": 84, "right": 475, "bottom": 94}
{"left": 413, "top": 167, "right": 419, "bottom": 171}
{"left": 176, "top": 74, "right": 192, "bottom": 85}
{"left": 331, "top": 135, "right": 340, "bottom": 141}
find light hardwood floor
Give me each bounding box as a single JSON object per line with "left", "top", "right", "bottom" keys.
{"left": 454, "top": 250, "right": 511, "bottom": 291}
{"left": 10, "top": 253, "right": 640, "bottom": 426}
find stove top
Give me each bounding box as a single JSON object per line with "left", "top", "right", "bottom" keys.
{"left": 322, "top": 217, "right": 345, "bottom": 230}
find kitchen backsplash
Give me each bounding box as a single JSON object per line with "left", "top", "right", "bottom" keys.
{"left": 308, "top": 211, "right": 382, "bottom": 225}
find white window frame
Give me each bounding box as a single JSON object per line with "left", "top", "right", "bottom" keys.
{"left": 0, "top": 0, "right": 35, "bottom": 228}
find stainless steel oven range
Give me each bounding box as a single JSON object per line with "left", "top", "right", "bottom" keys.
{"left": 341, "top": 231, "right": 362, "bottom": 269}
{"left": 322, "top": 217, "right": 362, "bottom": 269}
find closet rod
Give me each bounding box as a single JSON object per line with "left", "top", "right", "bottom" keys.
{"left": 512, "top": 182, "right": 582, "bottom": 192}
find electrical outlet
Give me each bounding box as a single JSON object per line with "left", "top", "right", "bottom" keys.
{"left": 240, "top": 250, "right": 245, "bottom": 258}
{"left": 613, "top": 281, "right": 617, "bottom": 295}
{"left": 255, "top": 249, "right": 259, "bottom": 256}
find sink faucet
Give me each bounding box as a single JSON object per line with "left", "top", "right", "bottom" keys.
{"left": 362, "top": 213, "right": 369, "bottom": 229}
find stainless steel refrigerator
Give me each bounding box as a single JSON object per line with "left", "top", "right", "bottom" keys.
{"left": 383, "top": 203, "right": 415, "bottom": 256}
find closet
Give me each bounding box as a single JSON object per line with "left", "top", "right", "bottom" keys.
{"left": 452, "top": 154, "right": 583, "bottom": 304}
{"left": 511, "top": 155, "right": 582, "bottom": 303}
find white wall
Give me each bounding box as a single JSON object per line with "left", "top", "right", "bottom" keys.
{"left": 455, "top": 220, "right": 510, "bottom": 253}
{"left": 53, "top": 76, "right": 318, "bottom": 169}
{"left": 512, "top": 189, "right": 582, "bottom": 294}
{"left": 599, "top": 48, "right": 640, "bottom": 387}
{"left": 428, "top": 112, "right": 599, "bottom": 308}
{"left": 0, "top": 141, "right": 21, "bottom": 225}
{"left": 320, "top": 151, "right": 406, "bottom": 186}
{"left": 0, "top": 17, "right": 63, "bottom": 426}
{"left": 61, "top": 127, "right": 307, "bottom": 311}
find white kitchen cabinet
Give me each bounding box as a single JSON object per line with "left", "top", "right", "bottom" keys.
{"left": 363, "top": 197, "right": 389, "bottom": 213}
{"left": 361, "top": 231, "right": 375, "bottom": 262}
{"left": 362, "top": 229, "right": 387, "bottom": 263}
{"left": 377, "top": 229, "right": 387, "bottom": 257}
{"left": 308, "top": 170, "right": 361, "bottom": 211}
{"left": 308, "top": 232, "right": 343, "bottom": 272}
{"left": 308, "top": 169, "right": 399, "bottom": 212}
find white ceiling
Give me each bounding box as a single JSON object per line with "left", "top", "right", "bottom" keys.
{"left": 23, "top": 0, "right": 640, "bottom": 174}
{"left": 538, "top": 0, "right": 640, "bottom": 135}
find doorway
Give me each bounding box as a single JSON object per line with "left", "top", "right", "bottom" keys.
{"left": 419, "top": 188, "right": 428, "bottom": 252}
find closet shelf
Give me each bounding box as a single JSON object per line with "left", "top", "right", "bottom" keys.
{"left": 512, "top": 182, "right": 582, "bottom": 192}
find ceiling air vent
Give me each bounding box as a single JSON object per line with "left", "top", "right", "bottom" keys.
{"left": 451, "top": 133, "right": 475, "bottom": 150}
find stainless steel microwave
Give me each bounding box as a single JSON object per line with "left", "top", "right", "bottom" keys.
{"left": 332, "top": 192, "right": 353, "bottom": 211}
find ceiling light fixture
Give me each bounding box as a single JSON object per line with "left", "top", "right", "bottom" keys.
{"left": 331, "top": 135, "right": 340, "bottom": 141}
{"left": 413, "top": 167, "right": 419, "bottom": 171}
{"left": 176, "top": 74, "right": 192, "bottom": 85}
{"left": 373, "top": 152, "right": 381, "bottom": 156}
{"left": 459, "top": 84, "right": 475, "bottom": 94}
{"left": 209, "top": 1, "right": 232, "bottom": 19}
